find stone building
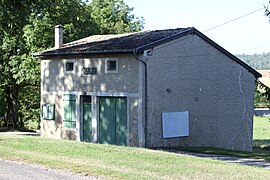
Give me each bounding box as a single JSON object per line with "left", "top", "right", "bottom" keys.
{"left": 34, "top": 26, "right": 261, "bottom": 151}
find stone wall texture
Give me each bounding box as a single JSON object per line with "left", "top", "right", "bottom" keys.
{"left": 40, "top": 34, "right": 256, "bottom": 151}
{"left": 146, "top": 34, "right": 255, "bottom": 151}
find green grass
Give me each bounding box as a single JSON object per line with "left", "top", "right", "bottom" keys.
{"left": 0, "top": 116, "right": 269, "bottom": 179}
{"left": 168, "top": 116, "right": 270, "bottom": 161}
{"left": 253, "top": 116, "right": 270, "bottom": 148}
{"left": 0, "top": 135, "right": 270, "bottom": 179}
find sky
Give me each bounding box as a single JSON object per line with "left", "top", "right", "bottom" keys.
{"left": 124, "top": 0, "right": 270, "bottom": 55}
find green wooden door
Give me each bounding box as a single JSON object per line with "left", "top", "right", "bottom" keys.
{"left": 99, "top": 97, "right": 127, "bottom": 145}
{"left": 82, "top": 96, "right": 92, "bottom": 142}
{"left": 115, "top": 98, "right": 127, "bottom": 145}
{"left": 99, "top": 97, "right": 116, "bottom": 144}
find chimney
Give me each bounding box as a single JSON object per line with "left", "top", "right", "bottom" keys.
{"left": 55, "top": 25, "right": 63, "bottom": 48}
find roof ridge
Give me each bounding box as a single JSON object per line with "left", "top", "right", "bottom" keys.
{"left": 35, "top": 27, "right": 194, "bottom": 54}
{"left": 63, "top": 32, "right": 135, "bottom": 47}
{"left": 63, "top": 27, "right": 193, "bottom": 48}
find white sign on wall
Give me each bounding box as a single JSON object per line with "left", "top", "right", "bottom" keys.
{"left": 162, "top": 111, "right": 189, "bottom": 138}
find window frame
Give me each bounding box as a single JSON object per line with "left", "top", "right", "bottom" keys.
{"left": 105, "top": 58, "right": 118, "bottom": 73}
{"left": 41, "top": 104, "right": 55, "bottom": 120}
{"left": 64, "top": 60, "right": 76, "bottom": 74}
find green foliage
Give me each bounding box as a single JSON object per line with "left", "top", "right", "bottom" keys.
{"left": 236, "top": 53, "right": 270, "bottom": 107}
{"left": 0, "top": 0, "right": 36, "bottom": 125}
{"left": 254, "top": 80, "right": 270, "bottom": 108}
{"left": 90, "top": 0, "right": 144, "bottom": 34}
{"left": 18, "top": 85, "right": 40, "bottom": 129}
{"left": 0, "top": 88, "right": 5, "bottom": 115}
{"left": 0, "top": 88, "right": 5, "bottom": 126}
{"left": 0, "top": 0, "right": 144, "bottom": 128}
{"left": 258, "top": 80, "right": 270, "bottom": 102}
{"left": 23, "top": 0, "right": 99, "bottom": 51}
{"left": 236, "top": 53, "right": 270, "bottom": 70}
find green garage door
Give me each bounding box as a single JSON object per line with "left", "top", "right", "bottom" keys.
{"left": 99, "top": 97, "right": 127, "bottom": 146}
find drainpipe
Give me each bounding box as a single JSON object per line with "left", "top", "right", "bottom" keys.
{"left": 133, "top": 50, "right": 148, "bottom": 148}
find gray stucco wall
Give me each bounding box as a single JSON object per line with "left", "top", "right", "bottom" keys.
{"left": 41, "top": 54, "right": 141, "bottom": 144}
{"left": 42, "top": 54, "right": 139, "bottom": 93}
{"left": 146, "top": 34, "right": 255, "bottom": 151}
{"left": 40, "top": 34, "right": 256, "bottom": 151}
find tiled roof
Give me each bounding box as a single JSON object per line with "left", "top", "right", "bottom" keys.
{"left": 33, "top": 27, "right": 261, "bottom": 78}
{"left": 35, "top": 27, "right": 192, "bottom": 55}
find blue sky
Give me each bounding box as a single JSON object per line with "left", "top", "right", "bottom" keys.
{"left": 124, "top": 0, "right": 270, "bottom": 54}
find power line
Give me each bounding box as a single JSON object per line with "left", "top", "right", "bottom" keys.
{"left": 203, "top": 7, "right": 265, "bottom": 32}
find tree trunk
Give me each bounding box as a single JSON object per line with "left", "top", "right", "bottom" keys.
{"left": 5, "top": 83, "right": 19, "bottom": 127}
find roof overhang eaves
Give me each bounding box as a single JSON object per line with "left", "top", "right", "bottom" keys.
{"left": 134, "top": 27, "right": 261, "bottom": 78}
{"left": 33, "top": 28, "right": 261, "bottom": 78}
{"left": 33, "top": 49, "right": 134, "bottom": 58}
{"left": 135, "top": 27, "right": 196, "bottom": 53}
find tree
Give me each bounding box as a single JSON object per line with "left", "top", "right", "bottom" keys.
{"left": 89, "top": 0, "right": 144, "bottom": 34}
{"left": 255, "top": 80, "right": 270, "bottom": 108}
{"left": 257, "top": 6, "right": 270, "bottom": 108}
{"left": 258, "top": 80, "right": 270, "bottom": 107}
{"left": 0, "top": 0, "right": 98, "bottom": 127}
{"left": 0, "top": 0, "right": 35, "bottom": 126}
{"left": 0, "top": 0, "right": 144, "bottom": 128}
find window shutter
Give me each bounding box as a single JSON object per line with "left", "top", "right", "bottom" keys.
{"left": 63, "top": 94, "right": 76, "bottom": 128}
{"left": 47, "top": 104, "right": 55, "bottom": 119}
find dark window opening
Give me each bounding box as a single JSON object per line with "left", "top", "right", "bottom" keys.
{"left": 66, "top": 62, "right": 74, "bottom": 72}
{"left": 107, "top": 60, "right": 117, "bottom": 71}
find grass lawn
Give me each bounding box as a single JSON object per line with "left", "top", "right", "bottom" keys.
{"left": 0, "top": 135, "right": 270, "bottom": 179}
{"left": 0, "top": 116, "right": 269, "bottom": 179}
{"left": 168, "top": 116, "right": 270, "bottom": 161}
{"left": 253, "top": 116, "right": 270, "bottom": 148}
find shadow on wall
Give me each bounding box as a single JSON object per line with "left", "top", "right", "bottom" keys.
{"left": 43, "top": 57, "right": 137, "bottom": 93}
{"left": 44, "top": 120, "right": 76, "bottom": 140}
{"left": 43, "top": 60, "right": 62, "bottom": 91}
{"left": 88, "top": 58, "right": 135, "bottom": 92}
{"left": 61, "top": 130, "right": 77, "bottom": 140}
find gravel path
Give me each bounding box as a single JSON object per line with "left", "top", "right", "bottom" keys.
{"left": 0, "top": 158, "right": 104, "bottom": 180}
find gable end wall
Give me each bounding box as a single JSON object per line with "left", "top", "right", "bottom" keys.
{"left": 146, "top": 34, "right": 255, "bottom": 151}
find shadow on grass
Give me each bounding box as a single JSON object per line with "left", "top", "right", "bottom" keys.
{"left": 0, "top": 126, "right": 36, "bottom": 133}
{"left": 253, "top": 139, "right": 270, "bottom": 150}
{"left": 158, "top": 139, "right": 270, "bottom": 162}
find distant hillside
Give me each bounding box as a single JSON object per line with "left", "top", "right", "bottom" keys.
{"left": 236, "top": 53, "right": 270, "bottom": 70}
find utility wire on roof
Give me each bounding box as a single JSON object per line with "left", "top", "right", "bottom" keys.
{"left": 203, "top": 7, "right": 265, "bottom": 32}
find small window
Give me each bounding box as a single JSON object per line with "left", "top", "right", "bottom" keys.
{"left": 105, "top": 59, "right": 118, "bottom": 73}
{"left": 42, "top": 104, "right": 55, "bottom": 120}
{"left": 64, "top": 61, "right": 75, "bottom": 74}
{"left": 107, "top": 61, "right": 116, "bottom": 70}
{"left": 66, "top": 62, "right": 74, "bottom": 72}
